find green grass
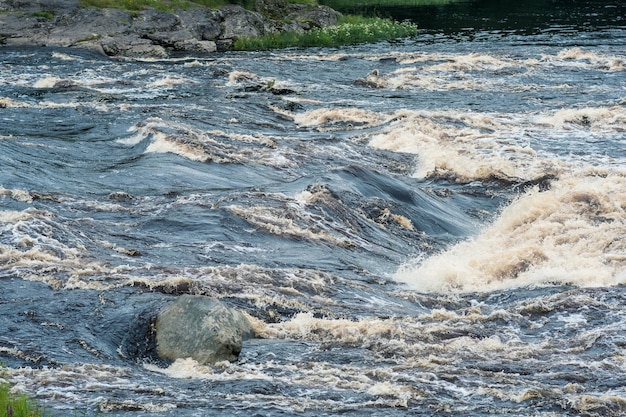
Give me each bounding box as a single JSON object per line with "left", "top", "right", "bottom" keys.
{"left": 234, "top": 14, "right": 418, "bottom": 50}
{"left": 0, "top": 383, "right": 48, "bottom": 417}
{"left": 31, "top": 11, "right": 55, "bottom": 19}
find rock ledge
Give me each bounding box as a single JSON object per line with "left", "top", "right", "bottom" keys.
{"left": 0, "top": 0, "right": 340, "bottom": 57}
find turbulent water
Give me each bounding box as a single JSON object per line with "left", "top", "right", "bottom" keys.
{"left": 1, "top": 1, "right": 625, "bottom": 416}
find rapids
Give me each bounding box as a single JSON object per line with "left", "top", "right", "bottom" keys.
{"left": 1, "top": 1, "right": 625, "bottom": 416}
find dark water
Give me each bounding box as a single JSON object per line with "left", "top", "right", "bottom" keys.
{"left": 1, "top": 1, "right": 625, "bottom": 416}
{"left": 381, "top": 0, "right": 626, "bottom": 34}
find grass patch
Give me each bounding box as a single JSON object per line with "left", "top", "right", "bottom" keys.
{"left": 234, "top": 14, "right": 418, "bottom": 50}
{"left": 31, "top": 11, "right": 55, "bottom": 19}
{"left": 0, "top": 382, "right": 48, "bottom": 417}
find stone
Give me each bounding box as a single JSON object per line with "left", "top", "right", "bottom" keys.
{"left": 146, "top": 29, "right": 195, "bottom": 47}
{"left": 0, "top": 0, "right": 343, "bottom": 56}
{"left": 286, "top": 4, "right": 339, "bottom": 29}
{"left": 254, "top": 0, "right": 288, "bottom": 19}
{"left": 132, "top": 9, "right": 181, "bottom": 34}
{"left": 219, "top": 5, "right": 266, "bottom": 40}
{"left": 156, "top": 295, "right": 254, "bottom": 365}
{"left": 174, "top": 39, "right": 217, "bottom": 54}
{"left": 100, "top": 35, "right": 168, "bottom": 58}
{"left": 48, "top": 8, "right": 132, "bottom": 46}
{"left": 176, "top": 8, "right": 222, "bottom": 41}
{"left": 6, "top": 0, "right": 80, "bottom": 13}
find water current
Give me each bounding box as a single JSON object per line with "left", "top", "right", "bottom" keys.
{"left": 1, "top": 1, "right": 625, "bottom": 415}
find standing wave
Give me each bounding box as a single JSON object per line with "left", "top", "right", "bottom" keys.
{"left": 394, "top": 171, "right": 626, "bottom": 293}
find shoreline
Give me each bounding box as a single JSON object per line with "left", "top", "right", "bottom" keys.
{"left": 0, "top": 0, "right": 341, "bottom": 58}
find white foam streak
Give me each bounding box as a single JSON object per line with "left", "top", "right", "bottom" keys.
{"left": 293, "top": 107, "right": 385, "bottom": 130}
{"left": 537, "top": 106, "right": 626, "bottom": 130}
{"left": 552, "top": 47, "right": 626, "bottom": 72}
{"left": 147, "top": 76, "right": 188, "bottom": 88}
{"left": 145, "top": 132, "right": 210, "bottom": 162}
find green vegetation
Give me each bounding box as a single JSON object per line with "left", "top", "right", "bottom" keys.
{"left": 234, "top": 15, "right": 418, "bottom": 50}
{"left": 0, "top": 363, "right": 47, "bottom": 417}
{"left": 76, "top": 0, "right": 424, "bottom": 50}
{"left": 31, "top": 11, "right": 55, "bottom": 19}
{"left": 0, "top": 383, "right": 48, "bottom": 417}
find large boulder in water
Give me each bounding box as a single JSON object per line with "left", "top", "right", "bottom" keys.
{"left": 156, "top": 295, "right": 254, "bottom": 365}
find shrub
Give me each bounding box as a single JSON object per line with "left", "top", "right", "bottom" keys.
{"left": 234, "top": 15, "right": 418, "bottom": 50}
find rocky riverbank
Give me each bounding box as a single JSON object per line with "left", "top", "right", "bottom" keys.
{"left": 0, "top": 0, "right": 340, "bottom": 57}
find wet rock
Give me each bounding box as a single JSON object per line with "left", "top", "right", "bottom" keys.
{"left": 156, "top": 295, "right": 254, "bottom": 365}
{"left": 286, "top": 4, "right": 339, "bottom": 29}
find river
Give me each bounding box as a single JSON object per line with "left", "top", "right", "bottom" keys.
{"left": 1, "top": 1, "right": 625, "bottom": 416}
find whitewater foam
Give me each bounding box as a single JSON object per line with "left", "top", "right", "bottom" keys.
{"left": 394, "top": 172, "right": 626, "bottom": 293}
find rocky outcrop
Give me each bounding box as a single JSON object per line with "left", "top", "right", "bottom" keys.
{"left": 0, "top": 0, "right": 340, "bottom": 57}
{"left": 155, "top": 295, "right": 254, "bottom": 365}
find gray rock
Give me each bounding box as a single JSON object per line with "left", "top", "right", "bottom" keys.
{"left": 254, "top": 0, "right": 288, "bottom": 18}
{"left": 0, "top": 13, "right": 45, "bottom": 45}
{"left": 176, "top": 8, "right": 222, "bottom": 41}
{"left": 132, "top": 9, "right": 181, "bottom": 34}
{"left": 156, "top": 295, "right": 254, "bottom": 365}
{"left": 48, "top": 8, "right": 132, "bottom": 46}
{"left": 100, "top": 35, "right": 168, "bottom": 58}
{"left": 6, "top": 0, "right": 80, "bottom": 13}
{"left": 287, "top": 4, "right": 339, "bottom": 29}
{"left": 219, "top": 5, "right": 266, "bottom": 40}
{"left": 174, "top": 39, "right": 217, "bottom": 53}
{"left": 146, "top": 28, "right": 195, "bottom": 47}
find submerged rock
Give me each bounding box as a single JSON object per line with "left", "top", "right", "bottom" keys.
{"left": 156, "top": 294, "right": 254, "bottom": 365}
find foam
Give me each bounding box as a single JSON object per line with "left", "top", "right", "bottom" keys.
{"left": 537, "top": 106, "right": 626, "bottom": 131}
{"left": 226, "top": 205, "right": 352, "bottom": 247}
{"left": 552, "top": 47, "right": 626, "bottom": 72}
{"left": 293, "top": 107, "right": 386, "bottom": 130}
{"left": 0, "top": 97, "right": 29, "bottom": 108}
{"left": 137, "top": 118, "right": 291, "bottom": 167}
{"left": 349, "top": 48, "right": 623, "bottom": 92}
{"left": 145, "top": 132, "right": 211, "bottom": 162}
{"left": 0, "top": 188, "right": 34, "bottom": 203}
{"left": 368, "top": 109, "right": 561, "bottom": 182}
{"left": 33, "top": 76, "right": 63, "bottom": 88}
{"left": 51, "top": 52, "right": 79, "bottom": 61}
{"left": 394, "top": 173, "right": 626, "bottom": 293}
{"left": 147, "top": 76, "right": 188, "bottom": 88}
